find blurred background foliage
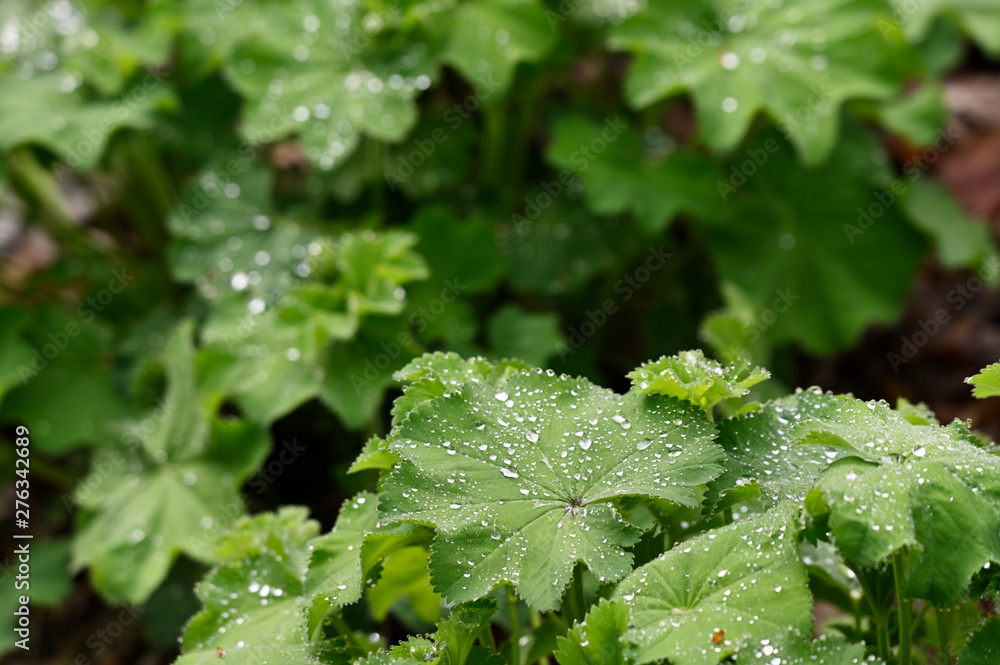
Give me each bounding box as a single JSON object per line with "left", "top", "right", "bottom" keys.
{"left": 1, "top": 0, "right": 1000, "bottom": 660}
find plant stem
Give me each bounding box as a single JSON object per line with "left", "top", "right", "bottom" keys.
{"left": 480, "top": 102, "right": 506, "bottom": 192}
{"left": 893, "top": 550, "right": 910, "bottom": 665}
{"left": 507, "top": 585, "right": 521, "bottom": 665}
{"left": 482, "top": 623, "right": 497, "bottom": 651}
{"left": 936, "top": 605, "right": 952, "bottom": 664}
{"left": 530, "top": 610, "right": 549, "bottom": 665}
{"left": 325, "top": 609, "right": 366, "bottom": 649}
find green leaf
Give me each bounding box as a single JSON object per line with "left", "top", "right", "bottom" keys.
{"left": 380, "top": 369, "right": 721, "bottom": 610}
{"left": 368, "top": 546, "right": 442, "bottom": 624}
{"left": 0, "top": 307, "right": 129, "bottom": 454}
{"left": 442, "top": 0, "right": 555, "bottom": 97}
{"left": 609, "top": 0, "right": 918, "bottom": 164}
{"left": 319, "top": 324, "right": 418, "bottom": 430}
{"left": 304, "top": 493, "right": 433, "bottom": 636}
{"left": 486, "top": 305, "right": 566, "bottom": 368}
{"left": 547, "top": 115, "right": 722, "bottom": 232}
{"left": 733, "top": 631, "right": 881, "bottom": 665}
{"left": 705, "top": 388, "right": 857, "bottom": 513}
{"left": 502, "top": 197, "right": 631, "bottom": 296}
{"left": 350, "top": 436, "right": 401, "bottom": 473}
{"left": 71, "top": 322, "right": 271, "bottom": 603}
{"left": 612, "top": 507, "right": 813, "bottom": 665}
{"left": 176, "top": 508, "right": 351, "bottom": 665}
{"left": 0, "top": 73, "right": 171, "bottom": 169}
{"left": 554, "top": 598, "right": 631, "bottom": 665}
{"left": 959, "top": 617, "right": 1000, "bottom": 665}
{"left": 702, "top": 127, "right": 927, "bottom": 353}
{"left": 769, "top": 394, "right": 1000, "bottom": 603}
{"left": 889, "top": 0, "right": 1000, "bottom": 56}
{"left": 411, "top": 207, "right": 506, "bottom": 294}
{"left": 0, "top": 308, "right": 33, "bottom": 409}
{"left": 628, "top": 350, "right": 769, "bottom": 411}
{"left": 390, "top": 351, "right": 532, "bottom": 428}
{"left": 304, "top": 493, "right": 379, "bottom": 609}
{"left": 428, "top": 598, "right": 499, "bottom": 665}
{"left": 193, "top": 0, "right": 446, "bottom": 168}
{"left": 967, "top": 362, "right": 1000, "bottom": 398}
{"left": 904, "top": 180, "right": 995, "bottom": 270}
{"left": 878, "top": 83, "right": 948, "bottom": 146}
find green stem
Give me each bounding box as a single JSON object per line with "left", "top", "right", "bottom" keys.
{"left": 368, "top": 138, "right": 386, "bottom": 223}
{"left": 936, "top": 605, "right": 952, "bottom": 665}
{"left": 327, "top": 610, "right": 366, "bottom": 650}
{"left": 481, "top": 102, "right": 506, "bottom": 191}
{"left": 507, "top": 585, "right": 521, "bottom": 665}
{"left": 530, "top": 611, "right": 549, "bottom": 665}
{"left": 5, "top": 149, "right": 102, "bottom": 257}
{"left": 507, "top": 70, "right": 547, "bottom": 199}
{"left": 893, "top": 551, "right": 911, "bottom": 665}
{"left": 482, "top": 623, "right": 497, "bottom": 652}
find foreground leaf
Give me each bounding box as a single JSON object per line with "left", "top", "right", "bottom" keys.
{"left": 381, "top": 369, "right": 721, "bottom": 610}
{"left": 612, "top": 507, "right": 812, "bottom": 665}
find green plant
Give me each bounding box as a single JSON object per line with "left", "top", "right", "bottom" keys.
{"left": 161, "top": 351, "right": 1000, "bottom": 664}
{"left": 2, "top": 0, "right": 1000, "bottom": 658}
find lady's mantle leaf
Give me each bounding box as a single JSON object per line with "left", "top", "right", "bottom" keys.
{"left": 609, "top": 0, "right": 918, "bottom": 164}
{"left": 304, "top": 493, "right": 432, "bottom": 635}
{"left": 176, "top": 508, "right": 350, "bottom": 665}
{"left": 628, "top": 350, "right": 769, "bottom": 411}
{"left": 70, "top": 321, "right": 271, "bottom": 603}
{"left": 555, "top": 598, "right": 632, "bottom": 665}
{"left": 966, "top": 362, "right": 1000, "bottom": 398}
{"left": 734, "top": 631, "right": 882, "bottom": 664}
{"left": 611, "top": 507, "right": 812, "bottom": 665}
{"left": 380, "top": 369, "right": 722, "bottom": 610}
{"left": 390, "top": 351, "right": 532, "bottom": 428}
{"left": 959, "top": 617, "right": 1000, "bottom": 665}
{"left": 705, "top": 388, "right": 856, "bottom": 513}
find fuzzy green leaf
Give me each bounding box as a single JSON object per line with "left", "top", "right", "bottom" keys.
{"left": 612, "top": 507, "right": 812, "bottom": 665}
{"left": 966, "top": 362, "right": 1000, "bottom": 399}
{"left": 176, "top": 508, "right": 351, "bottom": 665}
{"left": 889, "top": 0, "right": 1000, "bottom": 56}
{"left": 609, "top": 0, "right": 917, "bottom": 164}
{"left": 555, "top": 598, "right": 632, "bottom": 665}
{"left": 734, "top": 632, "right": 881, "bottom": 664}
{"left": 547, "top": 115, "right": 722, "bottom": 232}
{"left": 71, "top": 322, "right": 271, "bottom": 603}
{"left": 959, "top": 617, "right": 1000, "bottom": 665}
{"left": 628, "top": 350, "right": 770, "bottom": 411}
{"left": 380, "top": 369, "right": 722, "bottom": 610}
